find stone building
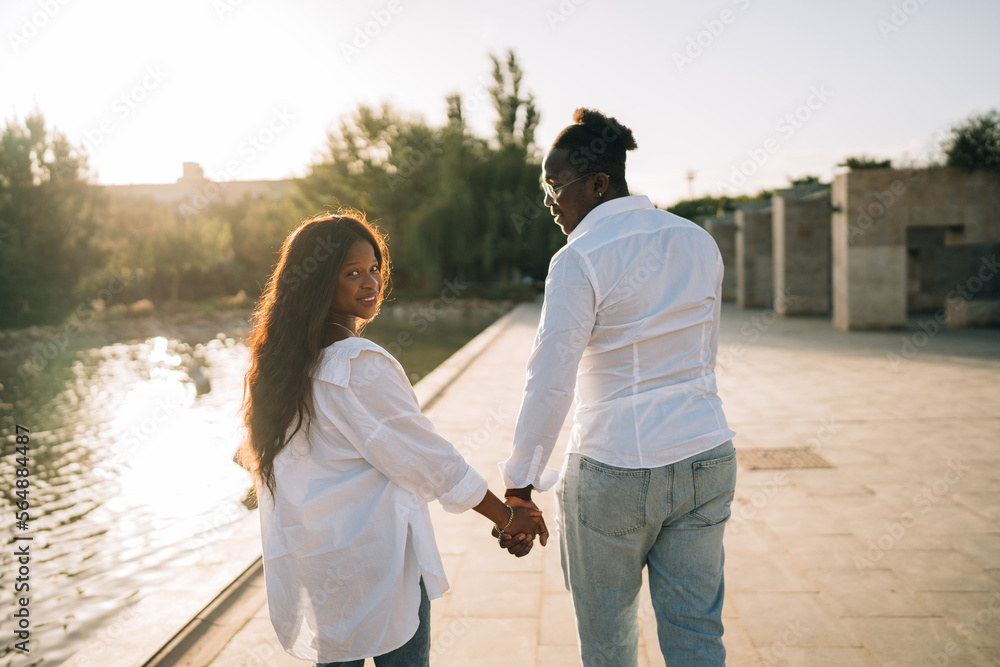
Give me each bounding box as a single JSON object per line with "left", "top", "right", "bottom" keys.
{"left": 831, "top": 167, "right": 1000, "bottom": 330}
{"left": 101, "top": 162, "right": 295, "bottom": 212}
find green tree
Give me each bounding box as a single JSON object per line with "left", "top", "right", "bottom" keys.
{"left": 667, "top": 190, "right": 773, "bottom": 222}
{"left": 296, "top": 51, "right": 562, "bottom": 291}
{"left": 838, "top": 156, "right": 893, "bottom": 170}
{"left": 789, "top": 175, "right": 822, "bottom": 187}
{"left": 489, "top": 49, "right": 539, "bottom": 153}
{"left": 942, "top": 109, "right": 1000, "bottom": 171}
{"left": 0, "top": 112, "right": 104, "bottom": 327}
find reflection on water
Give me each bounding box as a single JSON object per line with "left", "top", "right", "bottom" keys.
{"left": 0, "top": 303, "right": 506, "bottom": 666}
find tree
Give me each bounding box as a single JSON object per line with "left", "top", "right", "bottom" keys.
{"left": 942, "top": 109, "right": 1000, "bottom": 171}
{"left": 838, "top": 156, "right": 893, "bottom": 170}
{"left": 489, "top": 49, "right": 539, "bottom": 153}
{"left": 0, "top": 112, "right": 104, "bottom": 327}
{"left": 295, "top": 51, "right": 562, "bottom": 290}
{"left": 789, "top": 175, "right": 822, "bottom": 187}
{"left": 667, "top": 191, "right": 773, "bottom": 222}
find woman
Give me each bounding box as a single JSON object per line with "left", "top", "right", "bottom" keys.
{"left": 238, "top": 210, "right": 543, "bottom": 666}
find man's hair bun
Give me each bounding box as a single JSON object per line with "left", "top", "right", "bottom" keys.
{"left": 571, "top": 108, "right": 638, "bottom": 151}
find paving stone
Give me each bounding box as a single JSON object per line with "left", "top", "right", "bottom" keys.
{"left": 843, "top": 617, "right": 997, "bottom": 666}
{"left": 751, "top": 647, "right": 878, "bottom": 666}
{"left": 430, "top": 618, "right": 537, "bottom": 667}
{"left": 208, "top": 617, "right": 303, "bottom": 667}
{"left": 947, "top": 533, "right": 1000, "bottom": 570}
{"left": 538, "top": 592, "right": 577, "bottom": 647}
{"left": 878, "top": 549, "right": 998, "bottom": 592}
{"left": 804, "top": 567, "right": 935, "bottom": 617}
{"left": 445, "top": 571, "right": 542, "bottom": 618}
{"left": 729, "top": 591, "right": 859, "bottom": 648}
{"left": 725, "top": 549, "right": 816, "bottom": 592}
{"left": 535, "top": 645, "right": 581, "bottom": 666}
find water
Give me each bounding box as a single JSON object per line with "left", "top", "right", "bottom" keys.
{"left": 0, "top": 302, "right": 507, "bottom": 666}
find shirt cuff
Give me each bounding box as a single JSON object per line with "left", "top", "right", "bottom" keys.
{"left": 437, "top": 463, "right": 489, "bottom": 514}
{"left": 499, "top": 457, "right": 561, "bottom": 492}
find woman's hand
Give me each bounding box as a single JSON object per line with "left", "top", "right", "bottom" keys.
{"left": 473, "top": 490, "right": 546, "bottom": 558}
{"left": 498, "top": 531, "right": 534, "bottom": 557}
{"left": 504, "top": 505, "right": 544, "bottom": 538}
{"left": 505, "top": 497, "right": 548, "bottom": 546}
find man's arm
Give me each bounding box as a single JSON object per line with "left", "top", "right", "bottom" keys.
{"left": 500, "top": 248, "right": 597, "bottom": 492}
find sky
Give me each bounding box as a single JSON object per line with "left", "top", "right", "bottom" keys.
{"left": 2, "top": 0, "right": 998, "bottom": 207}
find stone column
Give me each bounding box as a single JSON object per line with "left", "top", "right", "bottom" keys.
{"left": 772, "top": 185, "right": 832, "bottom": 316}
{"left": 703, "top": 213, "right": 736, "bottom": 301}
{"left": 735, "top": 202, "right": 773, "bottom": 308}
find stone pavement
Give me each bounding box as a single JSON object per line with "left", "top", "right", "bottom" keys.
{"left": 150, "top": 300, "right": 999, "bottom": 667}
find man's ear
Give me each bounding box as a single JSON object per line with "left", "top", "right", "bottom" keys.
{"left": 594, "top": 173, "right": 610, "bottom": 197}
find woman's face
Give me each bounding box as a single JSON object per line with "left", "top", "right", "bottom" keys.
{"left": 329, "top": 240, "right": 382, "bottom": 322}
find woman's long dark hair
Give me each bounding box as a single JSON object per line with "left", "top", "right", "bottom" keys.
{"left": 238, "top": 210, "right": 390, "bottom": 499}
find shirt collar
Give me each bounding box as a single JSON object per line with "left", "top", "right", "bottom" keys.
{"left": 567, "top": 195, "right": 655, "bottom": 243}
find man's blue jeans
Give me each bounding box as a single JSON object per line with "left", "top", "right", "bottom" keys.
{"left": 558, "top": 440, "right": 737, "bottom": 666}
{"left": 314, "top": 578, "right": 430, "bottom": 667}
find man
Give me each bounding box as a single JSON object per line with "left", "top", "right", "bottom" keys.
{"left": 499, "top": 108, "right": 737, "bottom": 666}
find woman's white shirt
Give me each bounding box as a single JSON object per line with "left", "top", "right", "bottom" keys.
{"left": 258, "top": 337, "right": 488, "bottom": 663}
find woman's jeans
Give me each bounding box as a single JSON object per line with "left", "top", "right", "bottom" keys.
{"left": 558, "top": 440, "right": 737, "bottom": 667}
{"left": 314, "top": 578, "right": 430, "bottom": 667}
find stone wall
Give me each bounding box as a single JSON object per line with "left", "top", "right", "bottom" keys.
{"left": 831, "top": 167, "right": 1000, "bottom": 330}
{"left": 703, "top": 213, "right": 737, "bottom": 301}
{"left": 735, "top": 202, "right": 773, "bottom": 308}
{"left": 773, "top": 185, "right": 831, "bottom": 316}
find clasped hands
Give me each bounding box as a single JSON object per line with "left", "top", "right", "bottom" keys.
{"left": 491, "top": 489, "right": 548, "bottom": 558}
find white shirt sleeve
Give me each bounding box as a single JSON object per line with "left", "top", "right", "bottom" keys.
{"left": 315, "top": 348, "right": 488, "bottom": 514}
{"left": 500, "top": 248, "right": 597, "bottom": 490}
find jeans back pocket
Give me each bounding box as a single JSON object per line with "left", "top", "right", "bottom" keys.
{"left": 577, "top": 456, "right": 650, "bottom": 536}
{"left": 691, "top": 452, "right": 737, "bottom": 526}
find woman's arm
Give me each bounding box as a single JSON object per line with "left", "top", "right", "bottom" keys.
{"left": 473, "top": 489, "right": 544, "bottom": 557}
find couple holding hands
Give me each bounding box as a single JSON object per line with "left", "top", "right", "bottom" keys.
{"left": 239, "top": 109, "right": 737, "bottom": 667}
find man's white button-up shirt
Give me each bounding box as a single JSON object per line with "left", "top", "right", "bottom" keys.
{"left": 501, "top": 195, "right": 735, "bottom": 490}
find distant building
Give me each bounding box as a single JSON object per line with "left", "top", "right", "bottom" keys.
{"left": 99, "top": 162, "right": 295, "bottom": 213}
